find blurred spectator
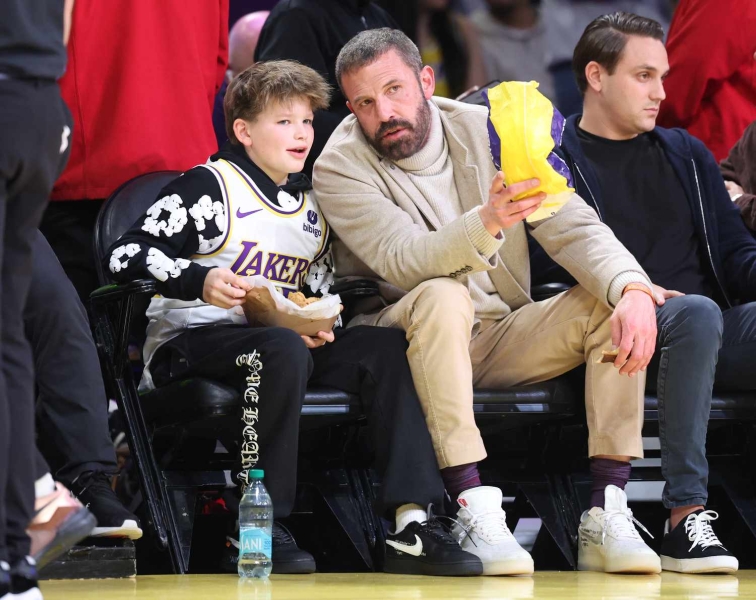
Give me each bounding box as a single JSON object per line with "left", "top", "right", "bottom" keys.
{"left": 721, "top": 120, "right": 756, "bottom": 231}
{"left": 255, "top": 0, "right": 398, "bottom": 176}
{"left": 470, "top": 0, "right": 553, "bottom": 100}
{"left": 28, "top": 232, "right": 142, "bottom": 541}
{"left": 542, "top": 0, "right": 670, "bottom": 115}
{"left": 41, "top": 0, "right": 229, "bottom": 303}
{"left": 657, "top": 0, "right": 756, "bottom": 161}
{"left": 213, "top": 11, "right": 269, "bottom": 149}
{"left": 382, "top": 0, "right": 486, "bottom": 98}
{"left": 0, "top": 0, "right": 84, "bottom": 593}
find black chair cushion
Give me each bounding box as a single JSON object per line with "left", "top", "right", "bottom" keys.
{"left": 645, "top": 391, "right": 756, "bottom": 421}
{"left": 474, "top": 377, "right": 576, "bottom": 415}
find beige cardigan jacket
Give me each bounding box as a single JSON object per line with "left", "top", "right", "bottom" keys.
{"left": 313, "top": 97, "right": 649, "bottom": 315}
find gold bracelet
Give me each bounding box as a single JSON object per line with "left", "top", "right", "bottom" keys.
{"left": 622, "top": 282, "right": 655, "bottom": 302}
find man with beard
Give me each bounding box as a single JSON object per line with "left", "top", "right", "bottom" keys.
{"left": 313, "top": 27, "right": 661, "bottom": 575}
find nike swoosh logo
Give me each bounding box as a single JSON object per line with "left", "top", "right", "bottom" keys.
{"left": 236, "top": 208, "right": 263, "bottom": 218}
{"left": 386, "top": 535, "right": 423, "bottom": 557}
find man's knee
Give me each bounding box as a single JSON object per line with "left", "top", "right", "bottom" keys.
{"left": 411, "top": 277, "right": 474, "bottom": 320}
{"left": 659, "top": 295, "right": 723, "bottom": 346}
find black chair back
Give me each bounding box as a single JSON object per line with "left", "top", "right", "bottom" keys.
{"left": 93, "top": 171, "right": 181, "bottom": 286}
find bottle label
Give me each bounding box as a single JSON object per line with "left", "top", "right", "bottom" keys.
{"left": 239, "top": 528, "right": 272, "bottom": 559}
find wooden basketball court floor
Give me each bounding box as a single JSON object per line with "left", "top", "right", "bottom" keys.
{"left": 40, "top": 571, "right": 755, "bottom": 599}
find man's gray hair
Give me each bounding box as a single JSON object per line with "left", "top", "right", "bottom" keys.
{"left": 335, "top": 28, "right": 423, "bottom": 94}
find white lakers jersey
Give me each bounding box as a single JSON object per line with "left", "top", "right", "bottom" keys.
{"left": 140, "top": 157, "right": 330, "bottom": 389}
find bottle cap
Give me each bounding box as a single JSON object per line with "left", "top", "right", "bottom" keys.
{"left": 249, "top": 469, "right": 265, "bottom": 479}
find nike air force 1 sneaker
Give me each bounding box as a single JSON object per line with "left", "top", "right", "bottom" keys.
{"left": 384, "top": 518, "right": 483, "bottom": 576}
{"left": 578, "top": 485, "right": 660, "bottom": 573}
{"left": 660, "top": 510, "right": 738, "bottom": 574}
{"left": 450, "top": 486, "right": 534, "bottom": 575}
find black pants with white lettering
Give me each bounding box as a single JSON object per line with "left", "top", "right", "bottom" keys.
{"left": 150, "top": 324, "right": 444, "bottom": 519}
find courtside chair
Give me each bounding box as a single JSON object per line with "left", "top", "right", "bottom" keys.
{"left": 89, "top": 172, "right": 375, "bottom": 573}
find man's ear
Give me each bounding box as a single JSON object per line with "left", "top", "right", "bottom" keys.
{"left": 346, "top": 100, "right": 354, "bottom": 115}
{"left": 420, "top": 65, "right": 436, "bottom": 100}
{"left": 233, "top": 118, "right": 253, "bottom": 148}
{"left": 585, "top": 61, "right": 604, "bottom": 93}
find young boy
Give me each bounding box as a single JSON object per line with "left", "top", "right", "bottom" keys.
{"left": 105, "top": 60, "right": 481, "bottom": 576}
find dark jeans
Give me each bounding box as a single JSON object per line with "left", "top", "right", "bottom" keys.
{"left": 647, "top": 295, "right": 756, "bottom": 508}
{"left": 27, "top": 231, "right": 117, "bottom": 484}
{"left": 0, "top": 79, "right": 69, "bottom": 562}
{"left": 151, "top": 325, "right": 444, "bottom": 519}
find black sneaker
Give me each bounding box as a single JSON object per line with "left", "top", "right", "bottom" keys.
{"left": 0, "top": 561, "right": 10, "bottom": 600}
{"left": 70, "top": 471, "right": 143, "bottom": 539}
{"left": 9, "top": 557, "right": 42, "bottom": 600}
{"left": 660, "top": 510, "right": 738, "bottom": 574}
{"left": 384, "top": 517, "right": 483, "bottom": 576}
{"left": 221, "top": 523, "right": 315, "bottom": 574}
{"left": 271, "top": 523, "right": 315, "bottom": 574}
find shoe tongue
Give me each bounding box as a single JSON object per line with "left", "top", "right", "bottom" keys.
{"left": 603, "top": 485, "right": 628, "bottom": 512}
{"left": 457, "top": 486, "right": 503, "bottom": 513}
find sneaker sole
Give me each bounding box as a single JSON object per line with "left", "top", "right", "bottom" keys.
{"left": 90, "top": 520, "right": 143, "bottom": 540}
{"left": 384, "top": 555, "right": 483, "bottom": 577}
{"left": 661, "top": 554, "right": 739, "bottom": 574}
{"left": 578, "top": 548, "right": 661, "bottom": 574}
{"left": 270, "top": 559, "right": 316, "bottom": 575}
{"left": 33, "top": 508, "right": 97, "bottom": 570}
{"left": 10, "top": 589, "right": 43, "bottom": 600}
{"left": 481, "top": 557, "right": 534, "bottom": 576}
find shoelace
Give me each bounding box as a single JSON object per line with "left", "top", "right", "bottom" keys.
{"left": 70, "top": 470, "right": 114, "bottom": 509}
{"left": 416, "top": 504, "right": 464, "bottom": 546}
{"left": 602, "top": 509, "right": 653, "bottom": 544}
{"left": 272, "top": 522, "right": 296, "bottom": 545}
{"left": 683, "top": 510, "right": 724, "bottom": 552}
{"left": 456, "top": 502, "right": 514, "bottom": 546}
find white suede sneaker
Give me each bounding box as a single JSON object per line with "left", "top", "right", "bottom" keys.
{"left": 450, "top": 486, "right": 534, "bottom": 575}
{"left": 578, "top": 485, "right": 661, "bottom": 574}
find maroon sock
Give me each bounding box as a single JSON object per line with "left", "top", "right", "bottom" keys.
{"left": 590, "top": 458, "right": 632, "bottom": 508}
{"left": 441, "top": 462, "right": 482, "bottom": 503}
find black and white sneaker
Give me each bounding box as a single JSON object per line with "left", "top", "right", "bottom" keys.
{"left": 70, "top": 471, "right": 142, "bottom": 539}
{"left": 9, "top": 557, "right": 42, "bottom": 600}
{"left": 660, "top": 510, "right": 738, "bottom": 574}
{"left": 384, "top": 517, "right": 483, "bottom": 576}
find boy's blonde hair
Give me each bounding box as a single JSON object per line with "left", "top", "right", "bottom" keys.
{"left": 224, "top": 60, "right": 331, "bottom": 145}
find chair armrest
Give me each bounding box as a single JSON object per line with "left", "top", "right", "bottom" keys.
{"left": 531, "top": 283, "right": 572, "bottom": 302}
{"left": 90, "top": 279, "right": 156, "bottom": 305}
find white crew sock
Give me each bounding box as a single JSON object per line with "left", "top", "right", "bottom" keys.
{"left": 35, "top": 473, "right": 56, "bottom": 498}
{"left": 395, "top": 503, "right": 427, "bottom": 534}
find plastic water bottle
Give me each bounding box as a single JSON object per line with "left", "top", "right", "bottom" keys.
{"left": 238, "top": 469, "right": 273, "bottom": 578}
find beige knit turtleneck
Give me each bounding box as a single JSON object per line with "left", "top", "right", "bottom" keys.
{"left": 394, "top": 104, "right": 510, "bottom": 320}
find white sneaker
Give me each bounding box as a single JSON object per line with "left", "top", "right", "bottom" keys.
{"left": 578, "top": 485, "right": 661, "bottom": 574}
{"left": 450, "top": 486, "right": 534, "bottom": 575}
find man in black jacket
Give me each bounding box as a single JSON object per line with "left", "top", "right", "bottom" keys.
{"left": 530, "top": 12, "right": 756, "bottom": 574}
{"left": 254, "top": 0, "right": 398, "bottom": 176}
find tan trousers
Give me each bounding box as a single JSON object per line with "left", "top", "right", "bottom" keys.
{"left": 366, "top": 278, "right": 645, "bottom": 468}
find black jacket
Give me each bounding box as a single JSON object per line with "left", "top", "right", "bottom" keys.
{"left": 255, "top": 0, "right": 398, "bottom": 176}
{"left": 530, "top": 115, "right": 756, "bottom": 308}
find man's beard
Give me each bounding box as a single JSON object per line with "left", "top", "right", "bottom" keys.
{"left": 364, "top": 99, "right": 432, "bottom": 161}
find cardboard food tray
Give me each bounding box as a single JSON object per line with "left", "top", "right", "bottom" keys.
{"left": 242, "top": 287, "right": 339, "bottom": 336}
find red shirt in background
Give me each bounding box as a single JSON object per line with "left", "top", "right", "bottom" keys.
{"left": 657, "top": 0, "right": 756, "bottom": 162}
{"left": 53, "top": 0, "right": 229, "bottom": 201}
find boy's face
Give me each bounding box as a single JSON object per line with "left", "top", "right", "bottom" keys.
{"left": 240, "top": 97, "right": 314, "bottom": 184}
{"left": 592, "top": 35, "right": 669, "bottom": 137}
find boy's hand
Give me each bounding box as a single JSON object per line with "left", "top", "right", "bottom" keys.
{"left": 301, "top": 330, "right": 334, "bottom": 349}
{"left": 202, "top": 268, "right": 251, "bottom": 309}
